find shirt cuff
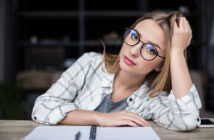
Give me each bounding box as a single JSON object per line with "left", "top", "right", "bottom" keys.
{"left": 32, "top": 103, "right": 78, "bottom": 125}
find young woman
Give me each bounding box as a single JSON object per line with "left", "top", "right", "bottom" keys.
{"left": 32, "top": 10, "right": 201, "bottom": 131}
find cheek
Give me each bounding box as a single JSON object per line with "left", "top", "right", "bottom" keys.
{"left": 141, "top": 60, "right": 153, "bottom": 68}
{"left": 139, "top": 60, "right": 160, "bottom": 72}
{"left": 119, "top": 44, "right": 129, "bottom": 58}
{"left": 120, "top": 44, "right": 128, "bottom": 53}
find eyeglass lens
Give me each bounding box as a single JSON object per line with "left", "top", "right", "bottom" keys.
{"left": 124, "top": 29, "right": 159, "bottom": 60}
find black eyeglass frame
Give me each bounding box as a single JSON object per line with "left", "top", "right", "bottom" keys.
{"left": 123, "top": 28, "right": 165, "bottom": 61}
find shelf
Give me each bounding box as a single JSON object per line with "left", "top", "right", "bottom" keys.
{"left": 19, "top": 11, "right": 79, "bottom": 18}
{"left": 17, "top": 40, "right": 205, "bottom": 48}
{"left": 19, "top": 11, "right": 145, "bottom": 18}
{"left": 85, "top": 11, "right": 145, "bottom": 18}
{"left": 19, "top": 41, "right": 80, "bottom": 47}
{"left": 18, "top": 40, "right": 122, "bottom": 48}
{"left": 16, "top": 70, "right": 63, "bottom": 90}
{"left": 15, "top": 0, "right": 205, "bottom": 73}
{"left": 19, "top": 11, "right": 204, "bottom": 19}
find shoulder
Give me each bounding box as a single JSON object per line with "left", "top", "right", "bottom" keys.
{"left": 82, "top": 51, "right": 102, "bottom": 57}
{"left": 76, "top": 52, "right": 103, "bottom": 66}
{"left": 79, "top": 52, "right": 103, "bottom": 64}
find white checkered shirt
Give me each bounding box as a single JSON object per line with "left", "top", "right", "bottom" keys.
{"left": 32, "top": 52, "right": 201, "bottom": 131}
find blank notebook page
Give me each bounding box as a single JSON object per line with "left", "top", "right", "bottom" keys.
{"left": 22, "top": 126, "right": 161, "bottom": 140}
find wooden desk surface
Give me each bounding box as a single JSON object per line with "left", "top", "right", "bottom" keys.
{"left": 0, "top": 119, "right": 214, "bottom": 140}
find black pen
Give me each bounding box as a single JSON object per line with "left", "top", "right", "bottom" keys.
{"left": 75, "top": 131, "right": 81, "bottom": 140}
{"left": 89, "top": 125, "right": 97, "bottom": 140}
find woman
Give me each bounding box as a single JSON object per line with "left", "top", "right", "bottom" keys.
{"left": 32, "top": 10, "right": 201, "bottom": 131}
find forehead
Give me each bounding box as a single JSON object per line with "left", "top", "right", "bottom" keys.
{"left": 134, "top": 19, "right": 166, "bottom": 50}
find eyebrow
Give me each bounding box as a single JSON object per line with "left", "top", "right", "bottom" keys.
{"left": 133, "top": 28, "right": 162, "bottom": 50}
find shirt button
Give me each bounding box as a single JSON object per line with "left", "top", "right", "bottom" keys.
{"left": 197, "top": 117, "right": 200, "bottom": 122}
{"left": 33, "top": 116, "right": 37, "bottom": 120}
{"left": 129, "top": 98, "right": 133, "bottom": 102}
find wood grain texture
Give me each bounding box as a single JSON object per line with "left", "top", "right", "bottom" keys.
{"left": 0, "top": 119, "right": 214, "bottom": 140}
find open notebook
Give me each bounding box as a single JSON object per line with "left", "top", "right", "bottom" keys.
{"left": 22, "top": 126, "right": 161, "bottom": 140}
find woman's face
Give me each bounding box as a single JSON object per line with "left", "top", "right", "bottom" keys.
{"left": 119, "top": 19, "right": 166, "bottom": 76}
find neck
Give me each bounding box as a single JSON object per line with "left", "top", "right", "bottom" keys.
{"left": 114, "top": 70, "right": 146, "bottom": 91}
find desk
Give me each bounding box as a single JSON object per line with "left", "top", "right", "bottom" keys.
{"left": 0, "top": 119, "right": 214, "bottom": 140}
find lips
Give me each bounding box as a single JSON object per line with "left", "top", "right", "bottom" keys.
{"left": 124, "top": 56, "right": 136, "bottom": 66}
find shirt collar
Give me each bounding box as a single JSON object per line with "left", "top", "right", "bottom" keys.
{"left": 100, "top": 62, "right": 115, "bottom": 88}
{"left": 101, "top": 70, "right": 115, "bottom": 88}
{"left": 132, "top": 82, "right": 150, "bottom": 97}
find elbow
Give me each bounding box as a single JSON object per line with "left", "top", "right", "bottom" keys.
{"left": 31, "top": 104, "right": 57, "bottom": 125}
{"left": 185, "top": 116, "right": 200, "bottom": 131}
{"left": 155, "top": 113, "right": 200, "bottom": 131}
{"left": 31, "top": 104, "right": 69, "bottom": 125}
{"left": 31, "top": 110, "right": 53, "bottom": 125}
{"left": 175, "top": 115, "right": 200, "bottom": 131}
{"left": 31, "top": 113, "right": 60, "bottom": 125}
{"left": 31, "top": 109, "right": 62, "bottom": 125}
{"left": 183, "top": 120, "right": 197, "bottom": 131}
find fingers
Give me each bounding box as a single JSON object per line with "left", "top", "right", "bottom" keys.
{"left": 130, "top": 112, "right": 150, "bottom": 126}
{"left": 100, "top": 111, "right": 150, "bottom": 127}
{"left": 183, "top": 18, "right": 189, "bottom": 31}
{"left": 171, "top": 16, "right": 192, "bottom": 50}
{"left": 175, "top": 17, "right": 192, "bottom": 32}
{"left": 126, "top": 112, "right": 150, "bottom": 126}
{"left": 181, "top": 17, "right": 189, "bottom": 33}
{"left": 184, "top": 18, "right": 192, "bottom": 35}
{"left": 123, "top": 115, "right": 149, "bottom": 127}
{"left": 120, "top": 111, "right": 150, "bottom": 127}
{"left": 118, "top": 120, "right": 139, "bottom": 127}
{"left": 173, "top": 18, "right": 179, "bottom": 31}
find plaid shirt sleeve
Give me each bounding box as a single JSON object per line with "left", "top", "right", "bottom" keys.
{"left": 149, "top": 84, "right": 201, "bottom": 131}
{"left": 31, "top": 53, "right": 93, "bottom": 124}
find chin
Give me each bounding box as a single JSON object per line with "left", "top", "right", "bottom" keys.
{"left": 120, "top": 60, "right": 151, "bottom": 76}
{"left": 119, "top": 60, "right": 136, "bottom": 73}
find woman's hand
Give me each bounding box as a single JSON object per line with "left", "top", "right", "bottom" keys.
{"left": 171, "top": 17, "right": 192, "bottom": 53}
{"left": 170, "top": 16, "right": 193, "bottom": 99}
{"left": 96, "top": 110, "right": 150, "bottom": 127}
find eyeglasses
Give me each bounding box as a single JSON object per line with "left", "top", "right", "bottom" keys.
{"left": 124, "top": 28, "right": 165, "bottom": 61}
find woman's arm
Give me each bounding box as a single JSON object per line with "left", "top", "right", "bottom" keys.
{"left": 149, "top": 17, "right": 201, "bottom": 131}
{"left": 60, "top": 109, "right": 150, "bottom": 127}
{"left": 31, "top": 53, "right": 92, "bottom": 124}
{"left": 148, "top": 87, "right": 201, "bottom": 131}
{"left": 170, "top": 17, "right": 193, "bottom": 98}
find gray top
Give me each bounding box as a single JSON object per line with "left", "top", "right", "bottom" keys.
{"left": 95, "top": 94, "right": 128, "bottom": 113}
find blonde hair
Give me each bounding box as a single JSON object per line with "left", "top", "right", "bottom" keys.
{"left": 102, "top": 10, "right": 185, "bottom": 97}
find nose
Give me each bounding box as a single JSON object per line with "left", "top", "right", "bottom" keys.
{"left": 129, "top": 42, "right": 142, "bottom": 57}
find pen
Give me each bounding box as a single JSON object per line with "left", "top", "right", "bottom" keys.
{"left": 75, "top": 131, "right": 81, "bottom": 140}
{"left": 89, "top": 125, "right": 97, "bottom": 140}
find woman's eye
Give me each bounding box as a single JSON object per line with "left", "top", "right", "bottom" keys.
{"left": 130, "top": 30, "right": 139, "bottom": 40}
{"left": 146, "top": 44, "right": 157, "bottom": 54}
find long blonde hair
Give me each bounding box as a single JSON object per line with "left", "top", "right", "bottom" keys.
{"left": 102, "top": 10, "right": 185, "bottom": 97}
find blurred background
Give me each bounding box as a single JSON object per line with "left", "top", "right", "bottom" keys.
{"left": 0, "top": 0, "right": 214, "bottom": 120}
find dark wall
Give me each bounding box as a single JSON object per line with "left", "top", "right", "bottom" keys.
{"left": 0, "top": 0, "right": 5, "bottom": 81}
{"left": 206, "top": 0, "right": 214, "bottom": 77}
{"left": 0, "top": 0, "right": 16, "bottom": 82}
